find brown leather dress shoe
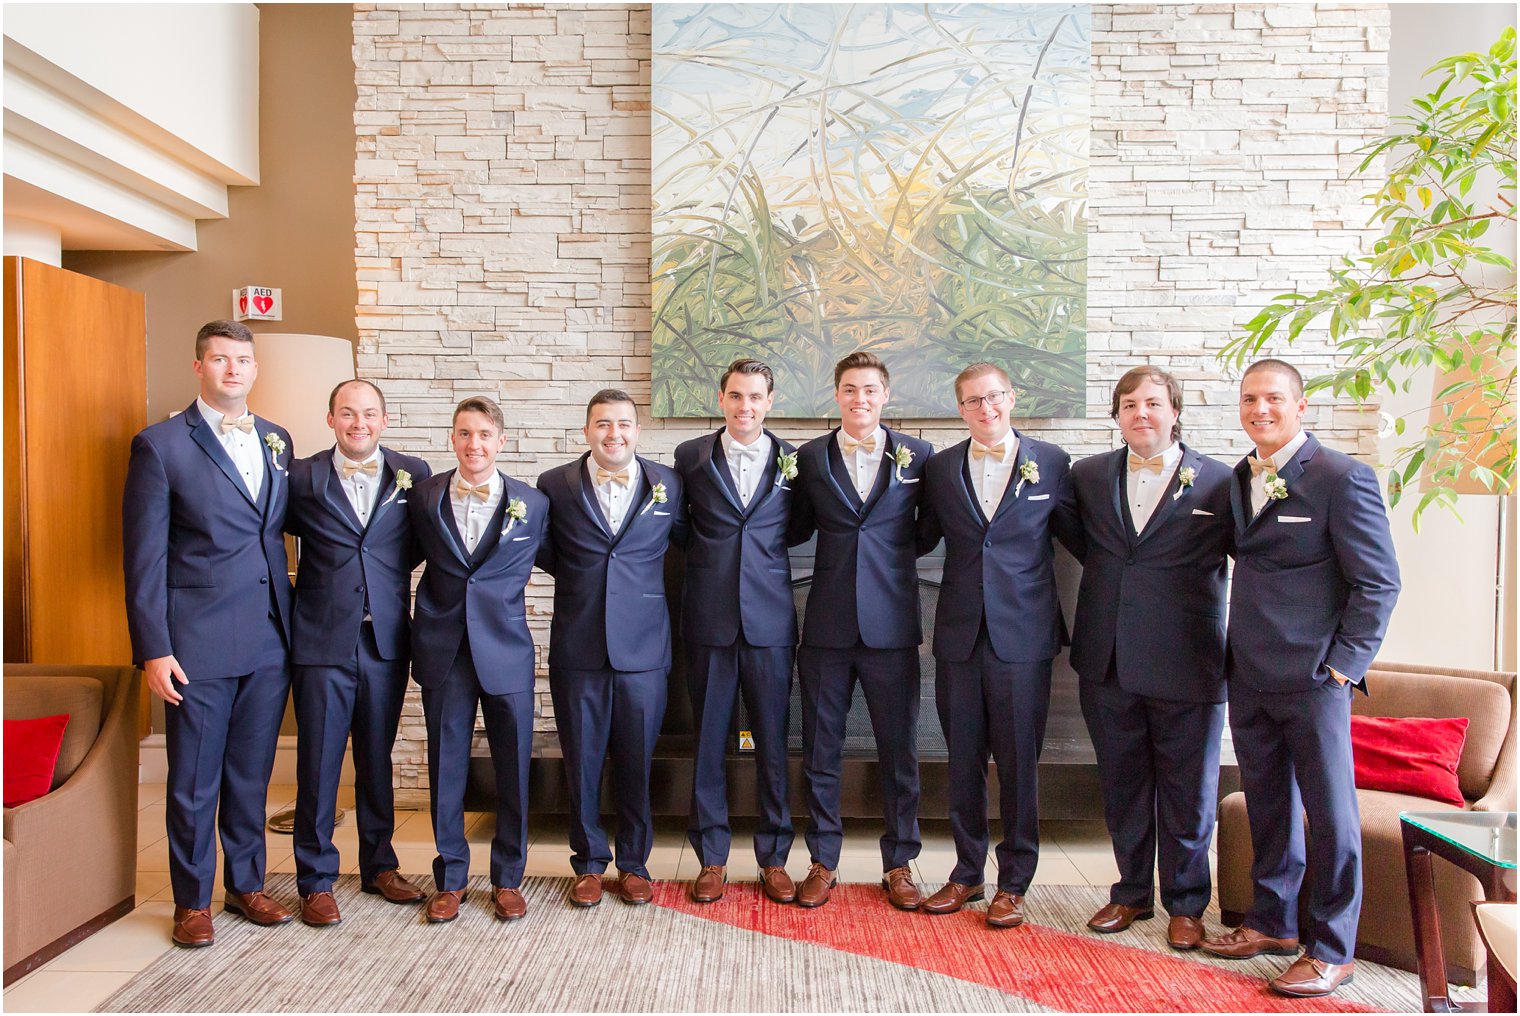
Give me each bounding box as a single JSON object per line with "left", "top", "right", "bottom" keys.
{"left": 493, "top": 886, "right": 527, "bottom": 921}
{"left": 300, "top": 891, "right": 342, "bottom": 927}
{"left": 796, "top": 863, "right": 837, "bottom": 908}
{"left": 1201, "top": 925, "right": 1300, "bottom": 959}
{"left": 881, "top": 866, "right": 922, "bottom": 910}
{"left": 1167, "top": 915, "right": 1205, "bottom": 950}
{"left": 1270, "top": 956, "right": 1355, "bottom": 997}
{"left": 985, "top": 891, "right": 1026, "bottom": 928}
{"left": 615, "top": 872, "right": 653, "bottom": 905}
{"left": 568, "top": 873, "right": 603, "bottom": 908}
{"left": 690, "top": 865, "right": 726, "bottom": 903}
{"left": 922, "top": 882, "right": 985, "bottom": 915}
{"left": 425, "top": 889, "right": 464, "bottom": 923}
{"left": 172, "top": 906, "right": 215, "bottom": 948}
{"left": 362, "top": 869, "right": 426, "bottom": 904}
{"left": 761, "top": 866, "right": 796, "bottom": 904}
{"left": 1087, "top": 901, "right": 1154, "bottom": 933}
{"left": 223, "top": 891, "right": 294, "bottom": 925}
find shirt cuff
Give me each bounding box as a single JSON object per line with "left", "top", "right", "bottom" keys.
{"left": 1329, "top": 666, "right": 1350, "bottom": 685}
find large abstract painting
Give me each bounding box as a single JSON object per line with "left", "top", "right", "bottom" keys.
{"left": 652, "top": 4, "right": 1090, "bottom": 418}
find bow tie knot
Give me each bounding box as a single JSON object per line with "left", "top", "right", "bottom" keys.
{"left": 970, "top": 441, "right": 1005, "bottom": 462}
{"left": 219, "top": 415, "right": 255, "bottom": 436}
{"left": 1128, "top": 453, "right": 1165, "bottom": 474}
{"left": 454, "top": 478, "right": 492, "bottom": 502}
{"left": 342, "top": 460, "right": 379, "bottom": 479}
{"left": 596, "top": 467, "right": 631, "bottom": 487}
{"left": 842, "top": 434, "right": 878, "bottom": 456}
{"left": 1248, "top": 455, "right": 1276, "bottom": 477}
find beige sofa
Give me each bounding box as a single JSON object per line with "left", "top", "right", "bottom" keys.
{"left": 1216, "top": 662, "right": 1516, "bottom": 985}
{"left": 3, "top": 665, "right": 140, "bottom": 984}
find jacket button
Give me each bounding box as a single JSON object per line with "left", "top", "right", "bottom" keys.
{"left": 355, "top": 586, "right": 364, "bottom": 593}
{"left": 610, "top": 552, "right": 617, "bottom": 559}
{"left": 1126, "top": 557, "right": 1136, "bottom": 565}
{"left": 259, "top": 576, "right": 268, "bottom": 584}
{"left": 984, "top": 540, "right": 992, "bottom": 548}
{"left": 469, "top": 578, "right": 476, "bottom": 585}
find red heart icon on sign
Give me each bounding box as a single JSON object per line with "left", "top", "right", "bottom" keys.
{"left": 239, "top": 293, "right": 248, "bottom": 313}
{"left": 254, "top": 295, "right": 273, "bottom": 314}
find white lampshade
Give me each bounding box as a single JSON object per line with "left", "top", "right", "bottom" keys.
{"left": 245, "top": 332, "right": 355, "bottom": 459}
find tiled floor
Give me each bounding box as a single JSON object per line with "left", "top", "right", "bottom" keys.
{"left": 4, "top": 781, "right": 1166, "bottom": 1012}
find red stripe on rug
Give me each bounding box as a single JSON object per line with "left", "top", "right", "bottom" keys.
{"left": 653, "top": 883, "right": 1385, "bottom": 1013}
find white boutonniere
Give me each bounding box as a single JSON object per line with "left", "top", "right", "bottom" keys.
{"left": 264, "top": 431, "right": 288, "bottom": 472}
{"left": 639, "top": 481, "right": 669, "bottom": 516}
{"left": 382, "top": 468, "right": 412, "bottom": 506}
{"left": 891, "top": 445, "right": 914, "bottom": 482}
{"left": 1263, "top": 473, "right": 1289, "bottom": 501}
{"left": 1014, "top": 459, "right": 1040, "bottom": 497}
{"left": 1172, "top": 466, "right": 1197, "bottom": 502}
{"left": 501, "top": 496, "right": 528, "bottom": 534}
{"left": 775, "top": 451, "right": 799, "bottom": 486}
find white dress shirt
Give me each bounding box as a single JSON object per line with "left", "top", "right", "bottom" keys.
{"left": 967, "top": 430, "right": 1019, "bottom": 516}
{"left": 1249, "top": 430, "right": 1308, "bottom": 517}
{"left": 837, "top": 427, "right": 885, "bottom": 501}
{"left": 451, "top": 470, "right": 502, "bottom": 554}
{"left": 588, "top": 456, "right": 640, "bottom": 535}
{"left": 335, "top": 449, "right": 383, "bottom": 527}
{"left": 197, "top": 397, "right": 264, "bottom": 500}
{"left": 1126, "top": 441, "right": 1182, "bottom": 533}
{"left": 722, "top": 430, "right": 772, "bottom": 508}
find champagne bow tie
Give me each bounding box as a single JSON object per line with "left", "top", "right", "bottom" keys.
{"left": 596, "top": 467, "right": 631, "bottom": 487}
{"left": 1128, "top": 453, "right": 1165, "bottom": 474}
{"left": 1248, "top": 455, "right": 1276, "bottom": 477}
{"left": 342, "top": 460, "right": 379, "bottom": 479}
{"left": 970, "top": 441, "right": 1005, "bottom": 462}
{"left": 219, "top": 415, "right": 255, "bottom": 435}
{"left": 842, "top": 434, "right": 877, "bottom": 456}
{"left": 454, "top": 478, "right": 491, "bottom": 502}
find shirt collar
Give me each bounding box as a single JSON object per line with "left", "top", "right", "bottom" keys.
{"left": 722, "top": 429, "right": 769, "bottom": 458}
{"left": 453, "top": 469, "right": 501, "bottom": 498}
{"left": 197, "top": 397, "right": 250, "bottom": 432}
{"left": 1127, "top": 441, "right": 1182, "bottom": 468}
{"left": 587, "top": 455, "right": 640, "bottom": 488}
{"left": 334, "top": 447, "right": 382, "bottom": 473}
{"left": 970, "top": 428, "right": 1016, "bottom": 463}
{"left": 1261, "top": 431, "right": 1308, "bottom": 471}
{"left": 837, "top": 426, "right": 883, "bottom": 456}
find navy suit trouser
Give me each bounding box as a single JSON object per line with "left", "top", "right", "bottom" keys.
{"left": 799, "top": 643, "right": 921, "bottom": 871}
{"left": 292, "top": 622, "right": 407, "bottom": 894}
{"left": 1229, "top": 677, "right": 1362, "bottom": 965}
{"left": 164, "top": 616, "right": 289, "bottom": 909}
{"left": 1079, "top": 671, "right": 1224, "bottom": 916}
{"left": 550, "top": 664, "right": 667, "bottom": 879}
{"left": 935, "top": 630, "right": 1051, "bottom": 894}
{"left": 685, "top": 638, "right": 794, "bottom": 868}
{"left": 422, "top": 641, "right": 533, "bottom": 891}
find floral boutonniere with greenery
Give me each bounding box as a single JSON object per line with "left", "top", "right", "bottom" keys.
{"left": 382, "top": 468, "right": 412, "bottom": 506}
{"left": 775, "top": 451, "right": 798, "bottom": 485}
{"left": 1172, "top": 466, "right": 1197, "bottom": 502}
{"left": 891, "top": 446, "right": 914, "bottom": 482}
{"left": 501, "top": 496, "right": 528, "bottom": 535}
{"left": 1014, "top": 459, "right": 1040, "bottom": 497}
{"left": 264, "top": 431, "right": 288, "bottom": 472}
{"left": 640, "top": 482, "right": 669, "bottom": 516}
{"left": 1263, "top": 473, "right": 1289, "bottom": 501}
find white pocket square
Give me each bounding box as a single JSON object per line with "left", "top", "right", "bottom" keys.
{"left": 511, "top": 535, "right": 531, "bottom": 541}
{"left": 654, "top": 510, "right": 670, "bottom": 516}
{"left": 900, "top": 477, "right": 920, "bottom": 485}
{"left": 1278, "top": 515, "right": 1313, "bottom": 523}
{"left": 1027, "top": 493, "right": 1050, "bottom": 501}
{"left": 1191, "top": 508, "right": 1215, "bottom": 516}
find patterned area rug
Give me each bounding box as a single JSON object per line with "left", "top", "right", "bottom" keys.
{"left": 97, "top": 874, "right": 1444, "bottom": 1013}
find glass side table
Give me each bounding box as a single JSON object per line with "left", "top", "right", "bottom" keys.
{"left": 1400, "top": 811, "right": 1518, "bottom": 1013}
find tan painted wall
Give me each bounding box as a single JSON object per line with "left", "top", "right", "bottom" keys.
{"left": 65, "top": 3, "right": 357, "bottom": 427}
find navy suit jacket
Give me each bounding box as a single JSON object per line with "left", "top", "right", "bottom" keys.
{"left": 1058, "top": 443, "right": 1232, "bottom": 702}
{"left": 536, "top": 454, "right": 687, "bottom": 672}
{"left": 918, "top": 431, "right": 1073, "bottom": 663}
{"left": 408, "top": 468, "right": 548, "bottom": 695}
{"left": 122, "top": 402, "right": 293, "bottom": 678}
{"left": 284, "top": 446, "right": 432, "bottom": 666}
{"left": 672, "top": 430, "right": 798, "bottom": 649}
{"left": 1227, "top": 433, "right": 1400, "bottom": 692}
{"left": 788, "top": 426, "right": 934, "bottom": 650}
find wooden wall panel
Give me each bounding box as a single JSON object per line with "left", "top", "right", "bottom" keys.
{"left": 3, "top": 258, "right": 27, "bottom": 661}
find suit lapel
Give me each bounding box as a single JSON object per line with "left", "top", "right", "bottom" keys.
{"left": 956, "top": 441, "right": 990, "bottom": 527}
{"left": 611, "top": 460, "right": 655, "bottom": 549}
{"left": 1134, "top": 445, "right": 1196, "bottom": 545}
{"left": 704, "top": 432, "right": 744, "bottom": 515}
{"left": 316, "top": 451, "right": 364, "bottom": 534}
{"left": 467, "top": 472, "right": 511, "bottom": 567}
{"left": 572, "top": 455, "right": 614, "bottom": 540}
{"left": 859, "top": 430, "right": 896, "bottom": 519}
{"left": 822, "top": 432, "right": 864, "bottom": 514}
{"left": 1230, "top": 458, "right": 1252, "bottom": 533}
{"left": 185, "top": 404, "right": 257, "bottom": 508}
{"left": 990, "top": 433, "right": 1034, "bottom": 525}
{"left": 432, "top": 470, "right": 471, "bottom": 565}
{"left": 368, "top": 451, "right": 406, "bottom": 529}
{"left": 251, "top": 418, "right": 282, "bottom": 521}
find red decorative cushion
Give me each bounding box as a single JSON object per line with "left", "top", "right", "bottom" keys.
{"left": 1350, "top": 715, "right": 1468, "bottom": 807}
{"left": 3, "top": 713, "right": 71, "bottom": 807}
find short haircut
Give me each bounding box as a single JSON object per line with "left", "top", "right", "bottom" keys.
{"left": 833, "top": 350, "right": 890, "bottom": 388}
{"left": 195, "top": 320, "right": 254, "bottom": 359}
{"left": 719, "top": 357, "right": 775, "bottom": 394}
{"left": 1243, "top": 358, "right": 1305, "bottom": 399}
{"left": 453, "top": 395, "right": 505, "bottom": 432}
{"left": 1110, "top": 366, "right": 1184, "bottom": 443}
{"left": 328, "top": 378, "right": 388, "bottom": 415}
{"left": 586, "top": 388, "right": 638, "bottom": 424}
{"left": 953, "top": 361, "right": 1012, "bottom": 401}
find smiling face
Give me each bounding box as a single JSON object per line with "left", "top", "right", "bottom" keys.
{"left": 1239, "top": 368, "right": 1307, "bottom": 458}
{"left": 1117, "top": 379, "right": 1179, "bottom": 459}
{"left": 193, "top": 335, "right": 257, "bottom": 414}
{"left": 719, "top": 371, "right": 773, "bottom": 444}
{"left": 834, "top": 367, "right": 889, "bottom": 439}
{"left": 584, "top": 399, "right": 640, "bottom": 470}
{"left": 956, "top": 370, "right": 1014, "bottom": 448}
{"left": 328, "top": 381, "right": 389, "bottom": 462}
{"left": 450, "top": 409, "right": 506, "bottom": 484}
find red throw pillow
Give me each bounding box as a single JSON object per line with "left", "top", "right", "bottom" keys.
{"left": 3, "top": 713, "right": 71, "bottom": 807}
{"left": 1350, "top": 715, "right": 1469, "bottom": 807}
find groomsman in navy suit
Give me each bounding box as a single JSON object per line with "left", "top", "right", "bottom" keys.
{"left": 787, "top": 351, "right": 933, "bottom": 910}
{"left": 1056, "top": 366, "right": 1231, "bottom": 949}
{"left": 916, "top": 362, "right": 1074, "bottom": 928}
{"left": 672, "top": 359, "right": 799, "bottom": 905}
{"left": 284, "top": 379, "right": 432, "bottom": 926}
{"left": 536, "top": 390, "right": 686, "bottom": 907}
{"left": 408, "top": 396, "right": 549, "bottom": 924}
{"left": 123, "top": 320, "right": 296, "bottom": 948}
{"left": 1202, "top": 359, "right": 1399, "bottom": 999}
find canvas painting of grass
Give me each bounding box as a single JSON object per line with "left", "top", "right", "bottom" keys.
{"left": 652, "top": 4, "right": 1089, "bottom": 419}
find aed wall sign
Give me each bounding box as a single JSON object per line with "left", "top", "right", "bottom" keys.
{"left": 234, "top": 286, "right": 282, "bottom": 322}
